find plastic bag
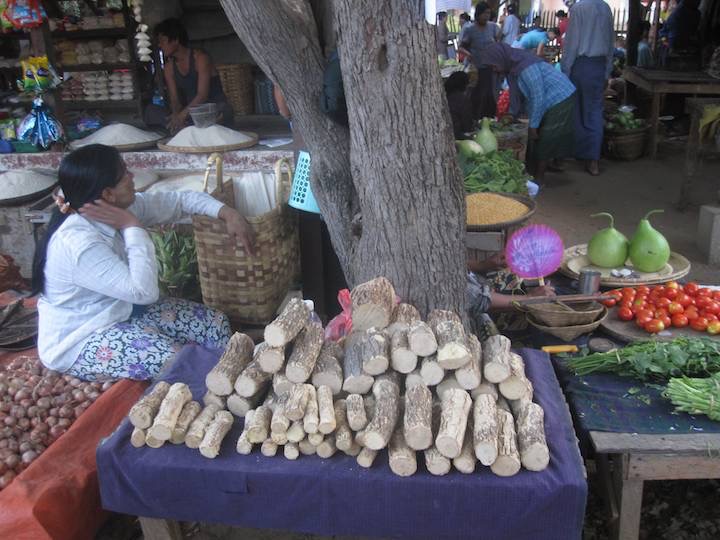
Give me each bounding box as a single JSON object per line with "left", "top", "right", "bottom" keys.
{"left": 18, "top": 96, "right": 63, "bottom": 149}
{"left": 4, "top": 0, "right": 45, "bottom": 29}
{"left": 325, "top": 288, "right": 352, "bottom": 341}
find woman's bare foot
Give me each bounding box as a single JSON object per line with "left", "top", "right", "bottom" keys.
{"left": 586, "top": 160, "right": 600, "bottom": 176}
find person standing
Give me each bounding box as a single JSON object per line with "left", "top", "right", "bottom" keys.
{"left": 436, "top": 11, "right": 450, "bottom": 60}
{"left": 501, "top": 5, "right": 521, "bottom": 46}
{"left": 561, "top": 0, "right": 614, "bottom": 176}
{"left": 637, "top": 21, "right": 654, "bottom": 67}
{"left": 458, "top": 2, "right": 499, "bottom": 120}
{"left": 556, "top": 10, "right": 569, "bottom": 47}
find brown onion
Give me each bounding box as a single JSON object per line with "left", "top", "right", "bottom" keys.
{"left": 58, "top": 405, "right": 74, "bottom": 419}
{"left": 101, "top": 381, "right": 114, "bottom": 392}
{"left": 49, "top": 425, "right": 66, "bottom": 439}
{"left": 0, "top": 470, "right": 16, "bottom": 489}
{"left": 72, "top": 389, "right": 86, "bottom": 403}
{"left": 18, "top": 441, "right": 32, "bottom": 453}
{"left": 57, "top": 418, "right": 71, "bottom": 428}
{"left": 3, "top": 417, "right": 16, "bottom": 427}
{"left": 17, "top": 418, "right": 30, "bottom": 430}
{"left": 19, "top": 398, "right": 33, "bottom": 409}
{"left": 5, "top": 454, "right": 19, "bottom": 468}
{"left": 36, "top": 397, "right": 51, "bottom": 410}
{"left": 87, "top": 391, "right": 100, "bottom": 401}
{"left": 46, "top": 416, "right": 58, "bottom": 427}
{"left": 69, "top": 378, "right": 82, "bottom": 388}
{"left": 21, "top": 450, "right": 37, "bottom": 465}
{"left": 52, "top": 395, "right": 68, "bottom": 407}
{"left": 74, "top": 406, "right": 87, "bottom": 419}
{"left": 48, "top": 407, "right": 58, "bottom": 417}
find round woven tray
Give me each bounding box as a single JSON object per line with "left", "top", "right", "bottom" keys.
{"left": 523, "top": 301, "right": 604, "bottom": 327}
{"left": 466, "top": 193, "right": 536, "bottom": 232}
{"left": 527, "top": 307, "right": 607, "bottom": 342}
{"left": 0, "top": 182, "right": 57, "bottom": 207}
{"left": 111, "top": 137, "right": 167, "bottom": 152}
{"left": 157, "top": 132, "right": 259, "bottom": 154}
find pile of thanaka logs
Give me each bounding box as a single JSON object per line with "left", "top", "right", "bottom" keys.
{"left": 125, "top": 277, "right": 549, "bottom": 476}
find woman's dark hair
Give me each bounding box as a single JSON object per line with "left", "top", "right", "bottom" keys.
{"left": 548, "top": 27, "right": 560, "bottom": 36}
{"left": 31, "top": 144, "right": 126, "bottom": 295}
{"left": 437, "top": 11, "right": 447, "bottom": 20}
{"left": 556, "top": 10, "right": 567, "bottom": 18}
{"left": 508, "top": 5, "right": 517, "bottom": 15}
{"left": 459, "top": 12, "right": 471, "bottom": 22}
{"left": 638, "top": 21, "right": 651, "bottom": 33}
{"left": 444, "top": 71, "right": 469, "bottom": 93}
{"left": 154, "top": 18, "right": 189, "bottom": 47}
{"left": 475, "top": 2, "right": 490, "bottom": 20}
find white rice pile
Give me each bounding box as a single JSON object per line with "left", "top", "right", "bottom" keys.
{"left": 166, "top": 125, "right": 254, "bottom": 148}
{"left": 0, "top": 170, "right": 57, "bottom": 201}
{"left": 130, "top": 169, "right": 159, "bottom": 192}
{"left": 70, "top": 124, "right": 161, "bottom": 149}
{"left": 145, "top": 174, "right": 218, "bottom": 194}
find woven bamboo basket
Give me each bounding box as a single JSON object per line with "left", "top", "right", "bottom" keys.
{"left": 216, "top": 63, "right": 254, "bottom": 116}
{"left": 523, "top": 301, "right": 604, "bottom": 327}
{"left": 192, "top": 155, "right": 299, "bottom": 326}
{"left": 526, "top": 307, "right": 608, "bottom": 342}
{"left": 603, "top": 125, "right": 649, "bottom": 161}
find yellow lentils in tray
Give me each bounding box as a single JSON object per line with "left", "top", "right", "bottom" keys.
{"left": 466, "top": 193, "right": 529, "bottom": 226}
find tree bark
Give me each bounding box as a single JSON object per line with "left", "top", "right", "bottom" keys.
{"left": 219, "top": 0, "right": 466, "bottom": 316}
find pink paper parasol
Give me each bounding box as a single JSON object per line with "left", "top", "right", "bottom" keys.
{"left": 505, "top": 224, "right": 564, "bottom": 285}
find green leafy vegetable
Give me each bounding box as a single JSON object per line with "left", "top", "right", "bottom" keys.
{"left": 151, "top": 228, "right": 201, "bottom": 300}
{"left": 664, "top": 373, "right": 720, "bottom": 421}
{"left": 460, "top": 149, "right": 528, "bottom": 195}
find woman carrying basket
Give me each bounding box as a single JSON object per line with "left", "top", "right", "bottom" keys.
{"left": 33, "top": 145, "right": 256, "bottom": 381}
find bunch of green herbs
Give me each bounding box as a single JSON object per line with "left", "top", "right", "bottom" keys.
{"left": 664, "top": 373, "right": 720, "bottom": 421}
{"left": 150, "top": 228, "right": 201, "bottom": 301}
{"left": 459, "top": 149, "right": 528, "bottom": 195}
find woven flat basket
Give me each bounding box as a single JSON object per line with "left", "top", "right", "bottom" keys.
{"left": 526, "top": 307, "right": 607, "bottom": 342}
{"left": 192, "top": 155, "right": 299, "bottom": 326}
{"left": 524, "top": 301, "right": 604, "bottom": 327}
{"left": 217, "top": 63, "right": 254, "bottom": 116}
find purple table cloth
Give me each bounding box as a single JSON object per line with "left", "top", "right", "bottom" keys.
{"left": 97, "top": 345, "right": 587, "bottom": 540}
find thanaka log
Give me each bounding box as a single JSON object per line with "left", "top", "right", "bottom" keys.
{"left": 311, "top": 341, "right": 344, "bottom": 394}
{"left": 317, "top": 385, "right": 336, "bottom": 434}
{"left": 408, "top": 320, "right": 438, "bottom": 357}
{"left": 363, "top": 374, "right": 400, "bottom": 450}
{"left": 390, "top": 329, "right": 417, "bottom": 374}
{"left": 473, "top": 393, "right": 499, "bottom": 465}
{"left": 203, "top": 390, "right": 226, "bottom": 410}
{"left": 386, "top": 302, "right": 420, "bottom": 336}
{"left": 342, "top": 332, "right": 374, "bottom": 394}
{"left": 246, "top": 405, "right": 272, "bottom": 444}
{"left": 130, "top": 427, "right": 146, "bottom": 448}
{"left": 499, "top": 353, "right": 531, "bottom": 400}
{"left": 199, "top": 410, "right": 234, "bottom": 458}
{"left": 286, "top": 320, "right": 324, "bottom": 383}
{"left": 129, "top": 381, "right": 170, "bottom": 429}
{"left": 345, "top": 393, "right": 368, "bottom": 431}
{"left": 264, "top": 297, "right": 310, "bottom": 347}
{"left": 170, "top": 400, "right": 202, "bottom": 444}
{"left": 436, "top": 388, "right": 472, "bottom": 459}
{"left": 361, "top": 328, "right": 390, "bottom": 375}
{"left": 389, "top": 427, "right": 417, "bottom": 477}
{"left": 186, "top": 403, "right": 221, "bottom": 449}
{"left": 455, "top": 334, "right": 482, "bottom": 390}
{"left": 420, "top": 354, "right": 444, "bottom": 386}
{"left": 452, "top": 415, "right": 476, "bottom": 474}
{"left": 235, "top": 360, "right": 273, "bottom": 398}
{"left": 256, "top": 341, "right": 286, "bottom": 374}
{"left": 148, "top": 383, "right": 192, "bottom": 441}
{"left": 350, "top": 277, "right": 396, "bottom": 332}
{"left": 424, "top": 401, "right": 451, "bottom": 476}
{"left": 303, "top": 385, "right": 319, "bottom": 434}
{"left": 284, "top": 441, "right": 300, "bottom": 460}
{"left": 483, "top": 335, "right": 513, "bottom": 383}
{"left": 404, "top": 382, "right": 433, "bottom": 450}
{"left": 490, "top": 409, "right": 521, "bottom": 477}
{"left": 205, "top": 332, "right": 254, "bottom": 396}
{"left": 236, "top": 409, "right": 254, "bottom": 454}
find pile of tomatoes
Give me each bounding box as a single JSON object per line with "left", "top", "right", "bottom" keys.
{"left": 602, "top": 282, "right": 720, "bottom": 335}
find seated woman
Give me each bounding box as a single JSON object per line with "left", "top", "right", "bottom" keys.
{"left": 151, "top": 18, "right": 233, "bottom": 133}
{"left": 481, "top": 43, "right": 576, "bottom": 183}
{"left": 34, "top": 145, "right": 256, "bottom": 381}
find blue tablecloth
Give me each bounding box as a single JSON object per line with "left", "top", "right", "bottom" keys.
{"left": 97, "top": 345, "right": 587, "bottom": 540}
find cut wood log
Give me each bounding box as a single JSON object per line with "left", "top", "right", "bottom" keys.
{"left": 424, "top": 401, "right": 451, "bottom": 475}
{"left": 343, "top": 441, "right": 362, "bottom": 457}
{"left": 316, "top": 434, "right": 337, "bottom": 458}
{"left": 129, "top": 381, "right": 170, "bottom": 429}
{"left": 420, "top": 354, "right": 445, "bottom": 386}
{"left": 203, "top": 391, "right": 227, "bottom": 410}
{"left": 455, "top": 334, "right": 482, "bottom": 390}
{"left": 357, "top": 447, "right": 378, "bottom": 468}
{"left": 130, "top": 427, "right": 146, "bottom": 448}
{"left": 363, "top": 375, "right": 400, "bottom": 450}
{"left": 342, "top": 332, "right": 374, "bottom": 394}
{"left": 145, "top": 432, "right": 165, "bottom": 449}
{"left": 236, "top": 410, "right": 254, "bottom": 455}
{"left": 436, "top": 374, "right": 463, "bottom": 400}
{"left": 287, "top": 420, "right": 306, "bottom": 443}
{"left": 350, "top": 276, "right": 396, "bottom": 331}
{"left": 256, "top": 341, "right": 286, "bottom": 374}
{"left": 271, "top": 394, "right": 291, "bottom": 434}
{"left": 390, "top": 329, "right": 417, "bottom": 374}
{"left": 264, "top": 297, "right": 310, "bottom": 347}
{"left": 333, "top": 399, "right": 354, "bottom": 452}
{"left": 234, "top": 360, "right": 273, "bottom": 398}
{"left": 436, "top": 388, "right": 472, "bottom": 459}
{"left": 499, "top": 353, "right": 531, "bottom": 400}
{"left": 199, "top": 410, "right": 234, "bottom": 459}
{"left": 186, "top": 403, "right": 221, "bottom": 449}
{"left": 317, "top": 385, "right": 336, "bottom": 434}
{"left": 170, "top": 400, "right": 202, "bottom": 444}
{"left": 284, "top": 442, "right": 300, "bottom": 460}
{"left": 311, "top": 341, "right": 344, "bottom": 395}
{"left": 453, "top": 415, "right": 476, "bottom": 474}
{"left": 473, "top": 393, "right": 499, "bottom": 465}
{"left": 404, "top": 383, "right": 433, "bottom": 450}
{"left": 285, "top": 383, "right": 312, "bottom": 421}
{"left": 490, "top": 409, "right": 521, "bottom": 477}
{"left": 408, "top": 320, "right": 438, "bottom": 357}
{"left": 345, "top": 393, "right": 368, "bottom": 431}
{"left": 386, "top": 302, "right": 421, "bottom": 336}
{"left": 286, "top": 320, "right": 324, "bottom": 383}
{"left": 246, "top": 405, "right": 272, "bottom": 444}
{"left": 471, "top": 382, "right": 498, "bottom": 401}
{"left": 148, "top": 383, "right": 192, "bottom": 441}
{"left": 303, "top": 385, "right": 319, "bottom": 434}
{"left": 428, "top": 309, "right": 470, "bottom": 369}
{"left": 271, "top": 431, "right": 289, "bottom": 445}
{"left": 483, "top": 335, "right": 513, "bottom": 383}
{"left": 404, "top": 369, "right": 424, "bottom": 389}
{"left": 389, "top": 427, "right": 417, "bottom": 477}
{"left": 272, "top": 371, "right": 294, "bottom": 396}
{"left": 205, "top": 332, "right": 255, "bottom": 395}
{"left": 513, "top": 401, "right": 549, "bottom": 471}
{"left": 361, "top": 328, "right": 390, "bottom": 375}
{"left": 299, "top": 438, "right": 316, "bottom": 455}
{"left": 308, "top": 432, "right": 324, "bottom": 446}
{"left": 226, "top": 383, "right": 267, "bottom": 417}
{"left": 261, "top": 439, "right": 279, "bottom": 457}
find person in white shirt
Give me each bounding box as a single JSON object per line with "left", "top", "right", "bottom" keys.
{"left": 33, "top": 144, "right": 256, "bottom": 381}
{"left": 501, "top": 5, "right": 521, "bottom": 45}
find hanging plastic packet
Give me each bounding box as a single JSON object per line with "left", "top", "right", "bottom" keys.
{"left": 4, "top": 0, "right": 46, "bottom": 29}
{"left": 0, "top": 119, "right": 16, "bottom": 140}
{"left": 18, "top": 96, "right": 63, "bottom": 149}
{"left": 17, "top": 56, "right": 61, "bottom": 94}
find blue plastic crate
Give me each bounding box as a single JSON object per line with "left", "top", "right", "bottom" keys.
{"left": 288, "top": 151, "right": 320, "bottom": 214}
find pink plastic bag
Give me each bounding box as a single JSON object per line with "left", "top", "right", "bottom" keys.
{"left": 325, "top": 289, "right": 352, "bottom": 341}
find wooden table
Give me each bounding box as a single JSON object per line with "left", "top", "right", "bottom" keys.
{"left": 590, "top": 431, "right": 720, "bottom": 540}
{"left": 622, "top": 68, "right": 720, "bottom": 159}
{"left": 680, "top": 97, "right": 720, "bottom": 208}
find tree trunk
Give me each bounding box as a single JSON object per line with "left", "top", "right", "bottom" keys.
{"left": 219, "top": 0, "right": 466, "bottom": 316}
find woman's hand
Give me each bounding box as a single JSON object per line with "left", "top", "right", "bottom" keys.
{"left": 527, "top": 284, "right": 555, "bottom": 297}
{"left": 219, "top": 206, "right": 257, "bottom": 256}
{"left": 79, "top": 199, "right": 142, "bottom": 230}
{"left": 168, "top": 110, "right": 188, "bottom": 134}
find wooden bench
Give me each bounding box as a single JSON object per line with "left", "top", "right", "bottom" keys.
{"left": 590, "top": 431, "right": 720, "bottom": 540}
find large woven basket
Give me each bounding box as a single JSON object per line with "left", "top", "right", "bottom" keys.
{"left": 603, "top": 125, "right": 648, "bottom": 161}
{"left": 523, "top": 301, "right": 604, "bottom": 327}
{"left": 192, "top": 155, "right": 299, "bottom": 326}
{"left": 526, "top": 307, "right": 607, "bottom": 342}
{"left": 216, "top": 63, "right": 254, "bottom": 116}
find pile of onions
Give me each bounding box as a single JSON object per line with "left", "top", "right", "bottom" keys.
{"left": 0, "top": 356, "right": 114, "bottom": 491}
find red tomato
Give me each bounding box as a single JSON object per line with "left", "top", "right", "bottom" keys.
{"left": 685, "top": 308, "right": 699, "bottom": 321}
{"left": 653, "top": 286, "right": 666, "bottom": 296}
{"left": 667, "top": 302, "right": 684, "bottom": 315}
{"left": 645, "top": 319, "right": 665, "bottom": 333}
{"left": 697, "top": 288, "right": 713, "bottom": 297}
{"left": 707, "top": 301, "right": 720, "bottom": 315}
{"left": 706, "top": 314, "right": 718, "bottom": 322}
{"left": 655, "top": 297, "right": 672, "bottom": 309}
{"left": 677, "top": 293, "right": 694, "bottom": 308}
{"left": 620, "top": 300, "right": 633, "bottom": 310}
{"left": 663, "top": 287, "right": 679, "bottom": 300}
{"left": 621, "top": 287, "right": 637, "bottom": 297}
{"left": 695, "top": 297, "right": 711, "bottom": 310}
{"left": 691, "top": 317, "right": 709, "bottom": 332}
{"left": 617, "top": 307, "right": 634, "bottom": 321}
{"left": 636, "top": 286, "right": 650, "bottom": 296}
{"left": 607, "top": 291, "right": 623, "bottom": 302}
{"left": 632, "top": 298, "right": 647, "bottom": 308}
{"left": 708, "top": 321, "right": 720, "bottom": 335}
{"left": 712, "top": 291, "right": 720, "bottom": 301}
{"left": 684, "top": 282, "right": 700, "bottom": 296}
{"left": 654, "top": 308, "right": 668, "bottom": 318}
{"left": 659, "top": 314, "right": 672, "bottom": 328}
{"left": 666, "top": 281, "right": 681, "bottom": 290}
{"left": 602, "top": 298, "right": 617, "bottom": 308}
{"left": 672, "top": 313, "right": 689, "bottom": 327}
{"left": 636, "top": 311, "right": 654, "bottom": 327}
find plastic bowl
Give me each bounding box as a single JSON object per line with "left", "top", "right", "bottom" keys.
{"left": 189, "top": 103, "right": 220, "bottom": 128}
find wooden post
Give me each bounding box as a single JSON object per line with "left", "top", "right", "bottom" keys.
{"left": 626, "top": 0, "right": 640, "bottom": 67}
{"left": 612, "top": 454, "right": 644, "bottom": 540}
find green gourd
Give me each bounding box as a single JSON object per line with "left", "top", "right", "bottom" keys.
{"left": 474, "top": 117, "right": 498, "bottom": 154}
{"left": 628, "top": 209, "right": 671, "bottom": 273}
{"left": 587, "top": 213, "right": 629, "bottom": 268}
